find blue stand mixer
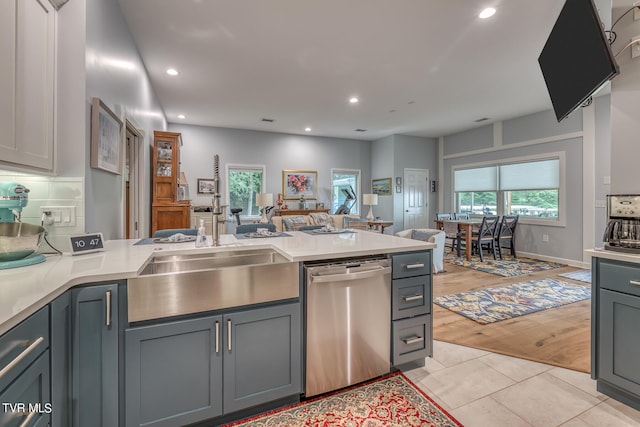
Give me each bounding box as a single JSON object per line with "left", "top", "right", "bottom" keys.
{"left": 0, "top": 182, "right": 46, "bottom": 269}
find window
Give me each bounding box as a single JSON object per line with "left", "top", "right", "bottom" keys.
{"left": 226, "top": 164, "right": 265, "bottom": 218}
{"left": 454, "top": 157, "right": 561, "bottom": 221}
{"left": 331, "top": 169, "right": 360, "bottom": 215}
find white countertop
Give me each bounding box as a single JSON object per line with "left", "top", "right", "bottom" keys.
{"left": 0, "top": 230, "right": 432, "bottom": 334}
{"left": 585, "top": 247, "right": 640, "bottom": 264}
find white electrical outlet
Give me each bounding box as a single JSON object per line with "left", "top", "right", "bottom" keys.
{"left": 632, "top": 36, "right": 640, "bottom": 59}
{"left": 542, "top": 234, "right": 549, "bottom": 242}
{"left": 40, "top": 206, "right": 76, "bottom": 227}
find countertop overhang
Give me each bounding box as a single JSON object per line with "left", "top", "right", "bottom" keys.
{"left": 0, "top": 231, "right": 433, "bottom": 334}
{"left": 585, "top": 247, "right": 640, "bottom": 264}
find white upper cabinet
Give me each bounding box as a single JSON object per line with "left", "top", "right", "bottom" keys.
{"left": 0, "top": 0, "right": 55, "bottom": 172}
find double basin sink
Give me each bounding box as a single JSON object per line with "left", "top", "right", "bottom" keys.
{"left": 128, "top": 249, "right": 299, "bottom": 322}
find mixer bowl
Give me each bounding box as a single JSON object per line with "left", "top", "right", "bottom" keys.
{"left": 0, "top": 222, "right": 45, "bottom": 261}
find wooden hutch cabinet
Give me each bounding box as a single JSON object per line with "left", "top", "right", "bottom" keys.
{"left": 151, "top": 131, "right": 190, "bottom": 235}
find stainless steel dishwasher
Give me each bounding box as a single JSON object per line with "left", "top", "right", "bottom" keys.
{"left": 305, "top": 257, "right": 391, "bottom": 397}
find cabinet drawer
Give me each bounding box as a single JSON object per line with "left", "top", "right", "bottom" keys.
{"left": 392, "top": 276, "right": 431, "bottom": 320}
{"left": 598, "top": 259, "right": 640, "bottom": 297}
{"left": 0, "top": 307, "right": 49, "bottom": 392}
{"left": 392, "top": 315, "right": 432, "bottom": 366}
{"left": 392, "top": 251, "right": 431, "bottom": 279}
{"left": 0, "top": 350, "right": 51, "bottom": 427}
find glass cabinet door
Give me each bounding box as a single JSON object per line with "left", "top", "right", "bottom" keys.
{"left": 156, "top": 141, "right": 173, "bottom": 177}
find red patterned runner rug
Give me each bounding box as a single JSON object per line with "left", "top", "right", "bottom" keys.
{"left": 224, "top": 371, "right": 463, "bottom": 426}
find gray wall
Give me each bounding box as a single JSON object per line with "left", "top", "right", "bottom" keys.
{"left": 440, "top": 99, "right": 610, "bottom": 265}
{"left": 168, "top": 124, "right": 371, "bottom": 214}
{"left": 84, "top": 0, "right": 166, "bottom": 239}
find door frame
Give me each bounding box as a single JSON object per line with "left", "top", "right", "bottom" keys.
{"left": 124, "top": 120, "right": 144, "bottom": 239}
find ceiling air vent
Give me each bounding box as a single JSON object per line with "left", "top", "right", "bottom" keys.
{"left": 261, "top": 118, "right": 275, "bottom": 122}
{"left": 474, "top": 117, "right": 490, "bottom": 123}
{"left": 355, "top": 129, "right": 367, "bottom": 132}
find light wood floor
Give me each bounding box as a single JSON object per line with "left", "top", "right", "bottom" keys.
{"left": 432, "top": 257, "right": 591, "bottom": 373}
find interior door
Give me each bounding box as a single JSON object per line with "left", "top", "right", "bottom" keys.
{"left": 125, "top": 121, "right": 142, "bottom": 239}
{"left": 403, "top": 168, "right": 429, "bottom": 229}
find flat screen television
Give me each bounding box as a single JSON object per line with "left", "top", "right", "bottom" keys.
{"left": 538, "top": 0, "right": 619, "bottom": 122}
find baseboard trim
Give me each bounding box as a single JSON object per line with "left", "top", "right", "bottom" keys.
{"left": 516, "top": 251, "right": 590, "bottom": 269}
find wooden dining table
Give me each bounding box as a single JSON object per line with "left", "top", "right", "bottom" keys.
{"left": 434, "top": 219, "right": 482, "bottom": 261}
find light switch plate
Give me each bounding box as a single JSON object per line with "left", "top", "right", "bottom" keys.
{"left": 40, "top": 206, "right": 76, "bottom": 227}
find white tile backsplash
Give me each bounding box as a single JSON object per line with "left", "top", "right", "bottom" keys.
{"left": 0, "top": 171, "right": 84, "bottom": 252}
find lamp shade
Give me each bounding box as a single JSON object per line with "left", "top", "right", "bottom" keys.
{"left": 255, "top": 193, "right": 273, "bottom": 206}
{"left": 362, "top": 194, "right": 378, "bottom": 206}
{"left": 179, "top": 172, "right": 188, "bottom": 185}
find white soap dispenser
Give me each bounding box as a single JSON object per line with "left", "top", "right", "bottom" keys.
{"left": 195, "top": 219, "right": 207, "bottom": 247}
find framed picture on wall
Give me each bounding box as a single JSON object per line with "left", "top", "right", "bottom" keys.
{"left": 90, "top": 97, "right": 123, "bottom": 175}
{"left": 282, "top": 170, "right": 318, "bottom": 200}
{"left": 372, "top": 178, "right": 392, "bottom": 196}
{"left": 197, "top": 178, "right": 216, "bottom": 194}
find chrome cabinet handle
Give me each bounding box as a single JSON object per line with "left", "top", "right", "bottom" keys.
{"left": 18, "top": 410, "right": 37, "bottom": 427}
{"left": 402, "top": 336, "right": 424, "bottom": 345}
{"left": 105, "top": 290, "right": 112, "bottom": 327}
{"left": 0, "top": 337, "right": 45, "bottom": 379}
{"left": 227, "top": 319, "right": 232, "bottom": 351}
{"left": 215, "top": 321, "right": 220, "bottom": 353}
{"left": 405, "top": 263, "right": 425, "bottom": 269}
{"left": 630, "top": 280, "right": 640, "bottom": 286}
{"left": 402, "top": 294, "right": 424, "bottom": 302}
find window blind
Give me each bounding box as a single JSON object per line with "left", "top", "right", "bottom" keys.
{"left": 499, "top": 159, "right": 559, "bottom": 190}
{"left": 454, "top": 166, "right": 498, "bottom": 192}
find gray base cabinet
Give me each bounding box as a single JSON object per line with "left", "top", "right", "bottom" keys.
{"left": 50, "top": 292, "right": 71, "bottom": 427}
{"left": 593, "top": 257, "right": 640, "bottom": 411}
{"left": 124, "top": 302, "right": 301, "bottom": 427}
{"left": 72, "top": 283, "right": 119, "bottom": 427}
{"left": 390, "top": 251, "right": 432, "bottom": 366}
{"left": 0, "top": 307, "right": 50, "bottom": 427}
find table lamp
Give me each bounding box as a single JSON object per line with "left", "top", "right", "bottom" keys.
{"left": 256, "top": 193, "right": 273, "bottom": 223}
{"left": 362, "top": 193, "right": 378, "bottom": 221}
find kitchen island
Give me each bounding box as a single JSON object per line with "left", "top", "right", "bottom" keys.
{"left": 0, "top": 230, "right": 433, "bottom": 427}
{"left": 586, "top": 248, "right": 640, "bottom": 412}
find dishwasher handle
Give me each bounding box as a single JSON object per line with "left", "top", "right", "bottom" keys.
{"left": 308, "top": 265, "right": 391, "bottom": 284}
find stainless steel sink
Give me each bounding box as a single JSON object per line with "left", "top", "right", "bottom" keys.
{"left": 128, "top": 249, "right": 299, "bottom": 322}
{"left": 139, "top": 249, "right": 290, "bottom": 275}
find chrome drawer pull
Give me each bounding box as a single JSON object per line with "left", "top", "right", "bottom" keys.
{"left": 215, "top": 321, "right": 220, "bottom": 353}
{"left": 227, "top": 319, "right": 232, "bottom": 351}
{"left": 630, "top": 280, "right": 640, "bottom": 286}
{"left": 402, "top": 335, "right": 424, "bottom": 345}
{"left": 18, "top": 410, "right": 37, "bottom": 427}
{"left": 405, "top": 263, "right": 425, "bottom": 269}
{"left": 403, "top": 294, "right": 424, "bottom": 302}
{"left": 0, "top": 337, "right": 45, "bottom": 379}
{"left": 105, "top": 290, "right": 112, "bottom": 327}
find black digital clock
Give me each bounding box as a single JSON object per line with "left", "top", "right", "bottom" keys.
{"left": 69, "top": 233, "right": 105, "bottom": 255}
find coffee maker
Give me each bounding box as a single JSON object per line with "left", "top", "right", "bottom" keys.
{"left": 603, "top": 195, "right": 640, "bottom": 253}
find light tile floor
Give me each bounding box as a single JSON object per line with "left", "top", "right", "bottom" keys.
{"left": 404, "top": 341, "right": 640, "bottom": 426}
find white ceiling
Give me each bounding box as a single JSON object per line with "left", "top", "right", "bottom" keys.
{"left": 117, "top": 0, "right": 569, "bottom": 140}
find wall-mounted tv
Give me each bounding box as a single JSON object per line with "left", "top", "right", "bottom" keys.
{"left": 538, "top": 0, "right": 619, "bottom": 122}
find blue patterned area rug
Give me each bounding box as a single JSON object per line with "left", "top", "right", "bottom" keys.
{"left": 434, "top": 278, "right": 591, "bottom": 324}
{"left": 445, "top": 253, "right": 564, "bottom": 277}
{"left": 224, "top": 372, "right": 463, "bottom": 427}
{"left": 559, "top": 269, "right": 592, "bottom": 284}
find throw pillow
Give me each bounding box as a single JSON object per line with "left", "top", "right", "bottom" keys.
{"left": 282, "top": 216, "right": 307, "bottom": 231}
{"left": 309, "top": 212, "right": 333, "bottom": 226}
{"left": 411, "top": 229, "right": 441, "bottom": 242}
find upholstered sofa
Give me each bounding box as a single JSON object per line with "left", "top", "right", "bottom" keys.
{"left": 394, "top": 228, "right": 446, "bottom": 273}
{"left": 271, "top": 213, "right": 360, "bottom": 232}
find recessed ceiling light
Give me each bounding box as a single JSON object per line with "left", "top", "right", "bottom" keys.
{"left": 349, "top": 97, "right": 359, "bottom": 104}
{"left": 305, "top": 127, "right": 311, "bottom": 132}
{"left": 177, "top": 114, "right": 186, "bottom": 119}
{"left": 479, "top": 7, "right": 496, "bottom": 19}
{"left": 166, "top": 68, "right": 179, "bottom": 76}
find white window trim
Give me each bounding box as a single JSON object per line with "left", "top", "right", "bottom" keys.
{"left": 225, "top": 163, "right": 267, "bottom": 219}
{"left": 451, "top": 152, "right": 566, "bottom": 227}
{"left": 330, "top": 168, "right": 361, "bottom": 215}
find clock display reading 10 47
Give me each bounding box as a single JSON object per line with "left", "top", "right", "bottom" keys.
{"left": 69, "top": 233, "right": 105, "bottom": 255}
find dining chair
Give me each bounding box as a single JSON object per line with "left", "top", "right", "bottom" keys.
{"left": 235, "top": 223, "right": 277, "bottom": 234}
{"left": 496, "top": 215, "right": 519, "bottom": 259}
{"left": 472, "top": 215, "right": 500, "bottom": 262}
{"left": 442, "top": 220, "right": 462, "bottom": 256}
{"left": 454, "top": 212, "right": 470, "bottom": 220}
